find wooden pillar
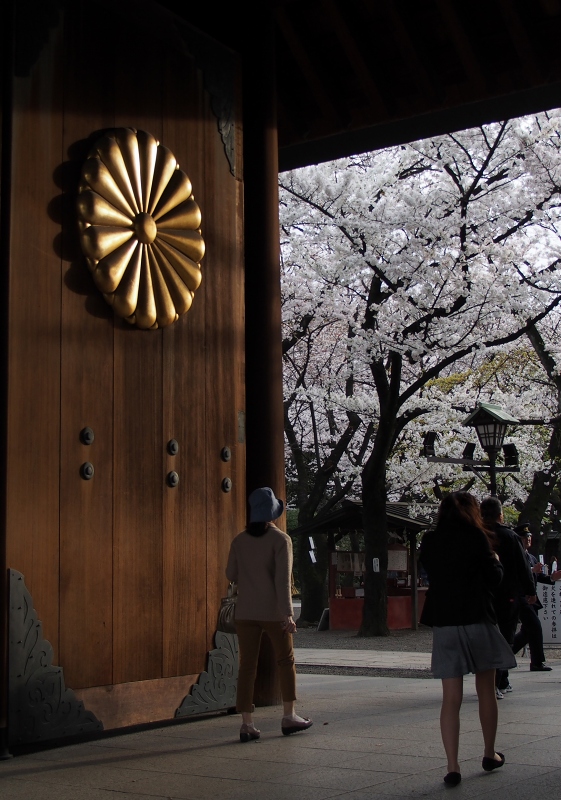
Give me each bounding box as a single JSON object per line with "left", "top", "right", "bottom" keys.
{"left": 0, "top": 0, "right": 14, "bottom": 759}
{"left": 409, "top": 531, "right": 419, "bottom": 630}
{"left": 242, "top": 8, "right": 283, "bottom": 706}
{"left": 243, "top": 8, "right": 285, "bottom": 503}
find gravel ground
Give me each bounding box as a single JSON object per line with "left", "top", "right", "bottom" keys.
{"left": 294, "top": 622, "right": 561, "bottom": 658}
{"left": 291, "top": 609, "right": 436, "bottom": 677}
{"left": 292, "top": 615, "right": 561, "bottom": 679}
{"left": 293, "top": 623, "right": 434, "bottom": 652}
{"left": 296, "top": 664, "right": 433, "bottom": 678}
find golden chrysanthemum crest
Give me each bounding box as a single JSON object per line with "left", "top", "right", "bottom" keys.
{"left": 77, "top": 128, "right": 204, "bottom": 329}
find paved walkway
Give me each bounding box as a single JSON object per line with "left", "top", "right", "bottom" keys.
{"left": 1, "top": 655, "right": 561, "bottom": 800}
{"left": 295, "top": 647, "right": 432, "bottom": 670}
{"left": 295, "top": 646, "right": 561, "bottom": 672}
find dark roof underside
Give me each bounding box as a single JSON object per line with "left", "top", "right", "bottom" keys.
{"left": 163, "top": 0, "right": 561, "bottom": 170}
{"left": 291, "top": 502, "right": 437, "bottom": 536}
{"left": 275, "top": 0, "right": 561, "bottom": 169}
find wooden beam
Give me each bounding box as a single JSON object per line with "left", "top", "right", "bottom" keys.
{"left": 496, "top": 0, "right": 543, "bottom": 83}
{"left": 275, "top": 5, "right": 340, "bottom": 128}
{"left": 383, "top": 0, "right": 438, "bottom": 105}
{"left": 278, "top": 80, "right": 561, "bottom": 170}
{"left": 434, "top": 0, "right": 487, "bottom": 95}
{"left": 322, "top": 0, "right": 388, "bottom": 120}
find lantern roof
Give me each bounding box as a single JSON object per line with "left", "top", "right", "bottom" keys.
{"left": 462, "top": 402, "right": 519, "bottom": 428}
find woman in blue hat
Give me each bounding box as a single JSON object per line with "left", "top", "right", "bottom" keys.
{"left": 226, "top": 487, "right": 313, "bottom": 742}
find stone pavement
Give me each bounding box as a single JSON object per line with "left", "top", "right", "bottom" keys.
{"left": 1, "top": 655, "right": 561, "bottom": 800}
{"left": 294, "top": 647, "right": 432, "bottom": 670}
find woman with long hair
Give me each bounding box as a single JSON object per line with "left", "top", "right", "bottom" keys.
{"left": 420, "top": 492, "right": 516, "bottom": 786}
{"left": 226, "top": 487, "right": 312, "bottom": 742}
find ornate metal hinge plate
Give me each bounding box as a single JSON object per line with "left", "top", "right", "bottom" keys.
{"left": 8, "top": 570, "right": 103, "bottom": 745}
{"left": 175, "top": 631, "right": 238, "bottom": 717}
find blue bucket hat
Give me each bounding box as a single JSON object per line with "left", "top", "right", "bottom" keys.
{"left": 248, "top": 487, "right": 284, "bottom": 522}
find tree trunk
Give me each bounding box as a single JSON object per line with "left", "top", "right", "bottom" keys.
{"left": 297, "top": 531, "right": 328, "bottom": 622}
{"left": 358, "top": 439, "right": 391, "bottom": 636}
{"left": 517, "top": 411, "right": 561, "bottom": 554}
{"left": 517, "top": 469, "right": 558, "bottom": 537}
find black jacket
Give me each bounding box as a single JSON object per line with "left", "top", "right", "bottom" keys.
{"left": 491, "top": 523, "right": 535, "bottom": 605}
{"left": 420, "top": 522, "right": 504, "bottom": 627}
{"left": 523, "top": 550, "right": 554, "bottom": 611}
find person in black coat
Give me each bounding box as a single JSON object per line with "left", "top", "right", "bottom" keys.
{"left": 480, "top": 497, "right": 536, "bottom": 693}
{"left": 420, "top": 492, "right": 515, "bottom": 786}
{"left": 512, "top": 524, "right": 561, "bottom": 671}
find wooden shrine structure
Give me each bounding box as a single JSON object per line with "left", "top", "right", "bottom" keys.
{"left": 2, "top": 0, "right": 561, "bottom": 749}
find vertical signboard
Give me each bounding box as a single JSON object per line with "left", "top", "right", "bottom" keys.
{"left": 538, "top": 582, "right": 560, "bottom": 644}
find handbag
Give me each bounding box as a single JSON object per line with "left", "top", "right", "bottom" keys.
{"left": 217, "top": 581, "right": 237, "bottom": 633}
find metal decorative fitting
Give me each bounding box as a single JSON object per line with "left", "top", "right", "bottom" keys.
{"left": 220, "top": 446, "right": 231, "bottom": 462}
{"left": 167, "top": 471, "right": 179, "bottom": 488}
{"left": 8, "top": 570, "right": 103, "bottom": 744}
{"left": 77, "top": 128, "right": 205, "bottom": 329}
{"left": 79, "top": 427, "right": 95, "bottom": 445}
{"left": 167, "top": 439, "right": 179, "bottom": 456}
{"left": 175, "top": 632, "right": 238, "bottom": 717}
{"left": 221, "top": 477, "right": 232, "bottom": 493}
{"left": 80, "top": 462, "right": 94, "bottom": 480}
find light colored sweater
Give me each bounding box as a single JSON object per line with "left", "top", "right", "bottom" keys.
{"left": 225, "top": 525, "right": 293, "bottom": 621}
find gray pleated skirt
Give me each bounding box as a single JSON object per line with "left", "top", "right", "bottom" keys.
{"left": 431, "top": 622, "right": 517, "bottom": 679}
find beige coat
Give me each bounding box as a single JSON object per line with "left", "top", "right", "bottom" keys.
{"left": 226, "top": 525, "right": 293, "bottom": 621}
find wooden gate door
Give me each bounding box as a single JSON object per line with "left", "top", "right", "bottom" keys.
{"left": 6, "top": 1, "right": 244, "bottom": 735}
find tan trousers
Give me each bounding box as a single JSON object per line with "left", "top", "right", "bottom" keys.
{"left": 235, "top": 620, "right": 297, "bottom": 712}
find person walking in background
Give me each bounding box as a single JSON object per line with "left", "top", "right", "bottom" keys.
{"left": 512, "top": 523, "right": 561, "bottom": 672}
{"left": 480, "top": 497, "right": 536, "bottom": 697}
{"left": 226, "top": 487, "right": 313, "bottom": 742}
{"left": 420, "top": 492, "right": 515, "bottom": 787}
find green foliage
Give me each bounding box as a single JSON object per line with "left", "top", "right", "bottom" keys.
{"left": 426, "top": 370, "right": 473, "bottom": 394}
{"left": 502, "top": 506, "right": 519, "bottom": 526}
{"left": 286, "top": 510, "right": 301, "bottom": 592}
{"left": 426, "top": 348, "right": 543, "bottom": 397}
{"left": 286, "top": 508, "right": 299, "bottom": 532}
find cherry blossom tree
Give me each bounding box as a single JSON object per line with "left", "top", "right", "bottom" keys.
{"left": 396, "top": 343, "right": 557, "bottom": 504}
{"left": 281, "top": 111, "right": 561, "bottom": 634}
{"left": 515, "top": 319, "right": 561, "bottom": 541}
{"left": 396, "top": 332, "right": 561, "bottom": 554}
{"left": 282, "top": 295, "right": 374, "bottom": 621}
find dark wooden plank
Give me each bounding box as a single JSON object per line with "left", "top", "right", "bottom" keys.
{"left": 201, "top": 88, "right": 246, "bottom": 653}
{"left": 6, "top": 21, "right": 63, "bottom": 656}
{"left": 58, "top": 5, "right": 115, "bottom": 690}
{"left": 112, "top": 30, "right": 165, "bottom": 685}
{"left": 75, "top": 673, "right": 198, "bottom": 730}
{"left": 161, "top": 58, "right": 209, "bottom": 678}
{"left": 113, "top": 322, "right": 163, "bottom": 684}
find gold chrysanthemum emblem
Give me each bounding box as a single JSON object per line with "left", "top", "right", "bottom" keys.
{"left": 77, "top": 128, "right": 204, "bottom": 329}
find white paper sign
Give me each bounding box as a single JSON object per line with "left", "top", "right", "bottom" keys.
{"left": 537, "top": 581, "right": 561, "bottom": 644}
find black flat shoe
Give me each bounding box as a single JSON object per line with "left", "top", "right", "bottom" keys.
{"left": 482, "top": 752, "right": 505, "bottom": 771}
{"left": 444, "top": 772, "right": 461, "bottom": 786}
{"left": 530, "top": 663, "right": 552, "bottom": 671}
{"left": 239, "top": 723, "right": 260, "bottom": 742}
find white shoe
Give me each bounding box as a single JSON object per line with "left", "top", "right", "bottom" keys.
{"left": 495, "top": 688, "right": 504, "bottom": 700}
{"left": 504, "top": 682, "right": 513, "bottom": 692}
